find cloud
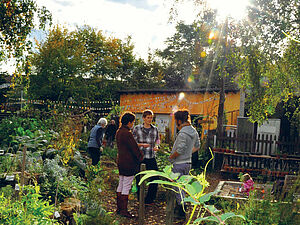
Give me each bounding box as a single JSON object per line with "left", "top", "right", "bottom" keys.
{"left": 52, "top": 0, "right": 74, "bottom": 7}
{"left": 106, "top": 0, "right": 158, "bottom": 11}
{"left": 36, "top": 0, "right": 178, "bottom": 59}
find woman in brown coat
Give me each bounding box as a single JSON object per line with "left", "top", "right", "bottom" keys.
{"left": 116, "top": 111, "right": 143, "bottom": 218}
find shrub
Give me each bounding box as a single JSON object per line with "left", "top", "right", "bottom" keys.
{"left": 0, "top": 184, "right": 58, "bottom": 224}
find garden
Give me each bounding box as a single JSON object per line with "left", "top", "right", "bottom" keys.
{"left": 0, "top": 0, "right": 300, "bottom": 224}
{"left": 0, "top": 107, "right": 299, "bottom": 225}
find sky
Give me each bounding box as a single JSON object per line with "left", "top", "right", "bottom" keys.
{"left": 1, "top": 0, "right": 250, "bottom": 73}
{"left": 34, "top": 0, "right": 199, "bottom": 59}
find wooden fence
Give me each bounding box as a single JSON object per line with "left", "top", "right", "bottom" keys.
{"left": 208, "top": 134, "right": 300, "bottom": 177}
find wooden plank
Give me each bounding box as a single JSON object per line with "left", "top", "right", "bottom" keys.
{"left": 166, "top": 190, "right": 175, "bottom": 225}
{"left": 138, "top": 163, "right": 146, "bottom": 225}
{"left": 20, "top": 146, "right": 27, "bottom": 187}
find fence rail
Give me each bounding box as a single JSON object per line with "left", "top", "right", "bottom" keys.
{"left": 211, "top": 133, "right": 300, "bottom": 156}
{"left": 208, "top": 134, "right": 300, "bottom": 176}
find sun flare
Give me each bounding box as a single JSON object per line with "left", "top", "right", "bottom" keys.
{"left": 208, "top": 0, "right": 250, "bottom": 21}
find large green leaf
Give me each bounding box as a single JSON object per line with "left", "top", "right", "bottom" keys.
{"left": 184, "top": 196, "right": 200, "bottom": 205}
{"left": 137, "top": 170, "right": 173, "bottom": 185}
{"left": 204, "top": 204, "right": 220, "bottom": 214}
{"left": 170, "top": 172, "right": 180, "bottom": 180}
{"left": 199, "top": 191, "right": 217, "bottom": 203}
{"left": 193, "top": 216, "right": 219, "bottom": 224}
{"left": 220, "top": 212, "right": 245, "bottom": 222}
{"left": 163, "top": 165, "right": 172, "bottom": 174}
{"left": 191, "top": 181, "right": 203, "bottom": 193}
{"left": 186, "top": 183, "right": 196, "bottom": 195}
{"left": 178, "top": 175, "right": 193, "bottom": 183}
{"left": 147, "top": 180, "right": 177, "bottom": 187}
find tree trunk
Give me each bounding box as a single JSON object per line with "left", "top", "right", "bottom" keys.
{"left": 216, "top": 75, "right": 225, "bottom": 137}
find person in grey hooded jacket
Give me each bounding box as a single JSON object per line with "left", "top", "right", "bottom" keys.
{"left": 169, "top": 109, "right": 200, "bottom": 218}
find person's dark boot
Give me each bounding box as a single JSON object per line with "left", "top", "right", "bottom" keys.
{"left": 116, "top": 192, "right": 121, "bottom": 214}
{"left": 120, "top": 195, "right": 135, "bottom": 218}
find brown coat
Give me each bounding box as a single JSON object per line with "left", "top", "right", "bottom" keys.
{"left": 116, "top": 125, "right": 144, "bottom": 176}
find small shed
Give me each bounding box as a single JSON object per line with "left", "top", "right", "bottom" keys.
{"left": 119, "top": 89, "right": 241, "bottom": 138}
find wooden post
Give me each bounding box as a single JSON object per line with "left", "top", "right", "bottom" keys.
{"left": 138, "top": 163, "right": 146, "bottom": 225}
{"left": 20, "top": 146, "right": 27, "bottom": 187}
{"left": 166, "top": 189, "right": 175, "bottom": 225}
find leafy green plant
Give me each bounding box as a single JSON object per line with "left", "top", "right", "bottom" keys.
{"left": 0, "top": 116, "right": 56, "bottom": 150}
{"left": 155, "top": 145, "right": 171, "bottom": 171}
{"left": 0, "top": 184, "right": 58, "bottom": 224}
{"left": 0, "top": 185, "right": 14, "bottom": 198}
{"left": 102, "top": 146, "right": 118, "bottom": 160}
{"left": 0, "top": 153, "right": 18, "bottom": 174}
{"left": 73, "top": 205, "right": 117, "bottom": 225}
{"left": 138, "top": 149, "right": 245, "bottom": 224}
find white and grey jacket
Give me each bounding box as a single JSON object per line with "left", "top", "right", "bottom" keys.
{"left": 170, "top": 125, "right": 200, "bottom": 164}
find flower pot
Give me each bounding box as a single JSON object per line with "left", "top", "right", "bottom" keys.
{"left": 213, "top": 148, "right": 218, "bottom": 152}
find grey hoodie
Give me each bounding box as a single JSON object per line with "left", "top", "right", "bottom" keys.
{"left": 170, "top": 125, "right": 200, "bottom": 164}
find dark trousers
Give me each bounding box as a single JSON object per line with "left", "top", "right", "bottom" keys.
{"left": 88, "top": 147, "right": 101, "bottom": 165}
{"left": 136, "top": 158, "right": 158, "bottom": 202}
{"left": 192, "top": 151, "right": 199, "bottom": 169}
{"left": 107, "top": 135, "right": 114, "bottom": 148}
{"left": 172, "top": 163, "right": 191, "bottom": 205}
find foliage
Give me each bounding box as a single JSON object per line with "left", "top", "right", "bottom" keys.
{"left": 0, "top": 153, "right": 18, "bottom": 174}
{"left": 0, "top": 184, "right": 58, "bottom": 224}
{"left": 101, "top": 146, "right": 118, "bottom": 160}
{"left": 73, "top": 207, "right": 117, "bottom": 225}
{"left": 29, "top": 25, "right": 93, "bottom": 102}
{"left": 230, "top": 0, "right": 300, "bottom": 126}
{"left": 0, "top": 185, "right": 14, "bottom": 198}
{"left": 39, "top": 156, "right": 72, "bottom": 203}
{"left": 137, "top": 149, "right": 245, "bottom": 224}
{"left": 155, "top": 144, "right": 172, "bottom": 171}
{"left": 52, "top": 114, "right": 83, "bottom": 165}
{"left": 0, "top": 0, "right": 52, "bottom": 61}
{"left": 235, "top": 40, "right": 300, "bottom": 127}
{"left": 29, "top": 25, "right": 164, "bottom": 102}
{"left": 0, "top": 115, "right": 55, "bottom": 149}
{"left": 245, "top": 0, "right": 299, "bottom": 59}
{"left": 106, "top": 104, "right": 124, "bottom": 122}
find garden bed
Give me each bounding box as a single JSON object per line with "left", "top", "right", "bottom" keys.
{"left": 214, "top": 180, "right": 273, "bottom": 200}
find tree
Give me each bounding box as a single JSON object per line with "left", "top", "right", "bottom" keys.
{"left": 233, "top": 0, "right": 300, "bottom": 128}
{"left": 75, "top": 26, "right": 164, "bottom": 100}
{"left": 29, "top": 25, "right": 164, "bottom": 102}
{"left": 0, "top": 0, "right": 51, "bottom": 61}
{"left": 29, "top": 26, "right": 93, "bottom": 101}
{"left": 157, "top": 8, "right": 239, "bottom": 136}
{"left": 246, "top": 0, "right": 299, "bottom": 58}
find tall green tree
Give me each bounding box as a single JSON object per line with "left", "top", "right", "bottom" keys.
{"left": 233, "top": 0, "right": 300, "bottom": 127}
{"left": 0, "top": 0, "right": 51, "bottom": 61}
{"left": 29, "top": 26, "right": 93, "bottom": 101}
{"left": 29, "top": 25, "right": 164, "bottom": 102}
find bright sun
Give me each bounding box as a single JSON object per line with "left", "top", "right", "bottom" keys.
{"left": 208, "top": 0, "right": 250, "bottom": 21}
